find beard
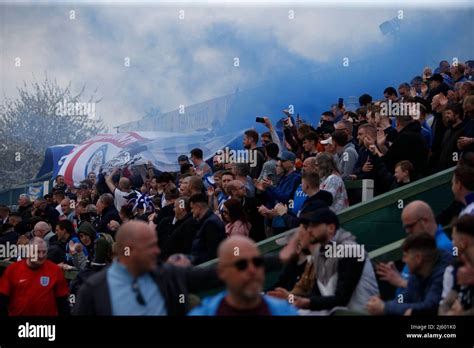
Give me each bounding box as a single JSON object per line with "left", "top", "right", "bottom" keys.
{"left": 447, "top": 118, "right": 458, "bottom": 126}
{"left": 239, "top": 279, "right": 263, "bottom": 301}
{"left": 310, "top": 235, "right": 328, "bottom": 245}
{"left": 310, "top": 226, "right": 329, "bottom": 245}
{"left": 301, "top": 247, "right": 312, "bottom": 255}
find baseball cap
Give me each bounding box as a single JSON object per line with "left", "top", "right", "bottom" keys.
{"left": 320, "top": 137, "right": 333, "bottom": 145}
{"left": 178, "top": 155, "right": 189, "bottom": 162}
{"left": 277, "top": 151, "right": 296, "bottom": 162}
{"left": 72, "top": 183, "right": 90, "bottom": 190}
{"left": 428, "top": 73, "right": 443, "bottom": 83}
{"left": 298, "top": 208, "right": 339, "bottom": 229}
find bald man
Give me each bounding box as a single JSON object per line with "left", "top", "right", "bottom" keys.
{"left": 226, "top": 180, "right": 246, "bottom": 200}
{"left": 105, "top": 168, "right": 133, "bottom": 211}
{"left": 60, "top": 198, "right": 75, "bottom": 222}
{"left": 33, "top": 221, "right": 55, "bottom": 246}
{"left": 74, "top": 220, "right": 220, "bottom": 316}
{"left": 0, "top": 237, "right": 69, "bottom": 316}
{"left": 189, "top": 236, "right": 298, "bottom": 316}
{"left": 375, "top": 200, "right": 453, "bottom": 291}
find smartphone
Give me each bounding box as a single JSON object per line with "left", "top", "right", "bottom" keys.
{"left": 338, "top": 98, "right": 344, "bottom": 108}
{"left": 256, "top": 117, "right": 265, "bottom": 123}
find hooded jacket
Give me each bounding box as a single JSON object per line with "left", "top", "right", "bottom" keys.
{"left": 335, "top": 142, "right": 359, "bottom": 179}
{"left": 309, "top": 229, "right": 379, "bottom": 313}
{"left": 72, "top": 222, "right": 110, "bottom": 270}
{"left": 188, "top": 291, "right": 298, "bottom": 316}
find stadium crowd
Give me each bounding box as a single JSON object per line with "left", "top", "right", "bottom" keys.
{"left": 0, "top": 59, "right": 473, "bottom": 316}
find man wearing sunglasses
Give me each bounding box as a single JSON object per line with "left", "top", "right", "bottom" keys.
{"left": 189, "top": 236, "right": 298, "bottom": 316}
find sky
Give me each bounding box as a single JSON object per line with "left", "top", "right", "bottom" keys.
{"left": 1, "top": 0, "right": 473, "bottom": 132}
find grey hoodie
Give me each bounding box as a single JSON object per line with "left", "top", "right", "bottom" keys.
{"left": 335, "top": 142, "right": 359, "bottom": 179}
{"left": 311, "top": 229, "right": 379, "bottom": 313}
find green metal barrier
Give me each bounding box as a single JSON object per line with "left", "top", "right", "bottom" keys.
{"left": 0, "top": 167, "right": 455, "bottom": 292}
{"left": 197, "top": 166, "right": 455, "bottom": 294}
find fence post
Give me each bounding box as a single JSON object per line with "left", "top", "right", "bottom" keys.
{"left": 361, "top": 179, "right": 374, "bottom": 202}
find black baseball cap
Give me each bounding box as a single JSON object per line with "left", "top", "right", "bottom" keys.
{"left": 299, "top": 208, "right": 339, "bottom": 229}
{"left": 178, "top": 155, "right": 189, "bottom": 162}
{"left": 428, "top": 73, "right": 444, "bottom": 83}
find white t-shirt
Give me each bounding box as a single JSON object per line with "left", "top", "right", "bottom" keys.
{"left": 55, "top": 204, "right": 63, "bottom": 215}
{"left": 114, "top": 188, "right": 131, "bottom": 211}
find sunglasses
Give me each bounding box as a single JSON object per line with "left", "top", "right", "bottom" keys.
{"left": 230, "top": 256, "right": 264, "bottom": 271}
{"left": 132, "top": 278, "right": 146, "bottom": 306}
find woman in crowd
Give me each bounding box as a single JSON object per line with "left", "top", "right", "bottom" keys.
{"left": 316, "top": 152, "right": 349, "bottom": 212}
{"left": 222, "top": 198, "right": 252, "bottom": 237}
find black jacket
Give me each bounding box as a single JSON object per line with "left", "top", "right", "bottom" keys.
{"left": 18, "top": 204, "right": 33, "bottom": 222}
{"left": 154, "top": 203, "right": 175, "bottom": 225}
{"left": 383, "top": 121, "right": 429, "bottom": 178}
{"left": 0, "top": 228, "right": 18, "bottom": 246}
{"left": 270, "top": 258, "right": 308, "bottom": 291}
{"left": 248, "top": 147, "right": 266, "bottom": 179}
{"left": 353, "top": 147, "right": 377, "bottom": 179}
{"left": 437, "top": 120, "right": 466, "bottom": 171}
{"left": 190, "top": 209, "right": 226, "bottom": 265}
{"left": 282, "top": 190, "right": 333, "bottom": 229}
{"left": 242, "top": 197, "right": 266, "bottom": 242}
{"left": 162, "top": 216, "right": 198, "bottom": 259}
{"left": 94, "top": 205, "right": 121, "bottom": 235}
{"left": 158, "top": 214, "right": 196, "bottom": 258}
{"left": 309, "top": 253, "right": 365, "bottom": 310}
{"left": 430, "top": 112, "right": 448, "bottom": 173}
{"left": 73, "top": 262, "right": 220, "bottom": 316}
{"left": 47, "top": 239, "right": 67, "bottom": 264}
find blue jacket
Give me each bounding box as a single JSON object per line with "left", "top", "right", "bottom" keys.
{"left": 188, "top": 291, "right": 299, "bottom": 316}
{"left": 265, "top": 171, "right": 301, "bottom": 206}
{"left": 397, "top": 225, "right": 453, "bottom": 295}
{"left": 385, "top": 249, "right": 452, "bottom": 315}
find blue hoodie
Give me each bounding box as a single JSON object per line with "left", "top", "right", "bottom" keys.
{"left": 385, "top": 249, "right": 452, "bottom": 315}
{"left": 188, "top": 291, "right": 299, "bottom": 316}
